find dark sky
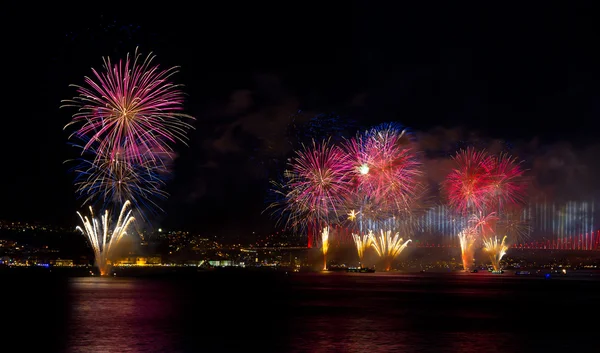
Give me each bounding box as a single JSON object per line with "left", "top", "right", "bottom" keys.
{"left": 2, "top": 2, "right": 599, "bottom": 237}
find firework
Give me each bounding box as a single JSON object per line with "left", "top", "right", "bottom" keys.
{"left": 352, "top": 231, "right": 373, "bottom": 266}
{"left": 370, "top": 229, "right": 412, "bottom": 271}
{"left": 444, "top": 148, "right": 527, "bottom": 270}
{"left": 468, "top": 212, "right": 499, "bottom": 238}
{"left": 486, "top": 153, "right": 526, "bottom": 210}
{"left": 70, "top": 151, "right": 169, "bottom": 215}
{"left": 62, "top": 48, "right": 195, "bottom": 165}
{"left": 444, "top": 148, "right": 527, "bottom": 213}
{"left": 63, "top": 48, "right": 194, "bottom": 223}
{"left": 264, "top": 178, "right": 318, "bottom": 248}
{"left": 444, "top": 148, "right": 493, "bottom": 214}
{"left": 344, "top": 123, "right": 423, "bottom": 212}
{"left": 75, "top": 200, "right": 136, "bottom": 275}
{"left": 281, "top": 139, "right": 353, "bottom": 229}
{"left": 483, "top": 235, "right": 509, "bottom": 271}
{"left": 263, "top": 178, "right": 294, "bottom": 221}
{"left": 497, "top": 208, "right": 532, "bottom": 242}
{"left": 457, "top": 227, "right": 477, "bottom": 271}
{"left": 321, "top": 226, "right": 330, "bottom": 270}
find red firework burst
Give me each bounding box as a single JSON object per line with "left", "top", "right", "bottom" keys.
{"left": 444, "top": 148, "right": 527, "bottom": 214}
{"left": 443, "top": 147, "right": 493, "bottom": 214}
{"left": 485, "top": 153, "right": 527, "bottom": 209}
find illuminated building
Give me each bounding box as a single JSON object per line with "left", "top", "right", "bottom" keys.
{"left": 112, "top": 256, "right": 162, "bottom": 266}
{"left": 208, "top": 260, "right": 239, "bottom": 267}
{"left": 51, "top": 259, "right": 74, "bottom": 267}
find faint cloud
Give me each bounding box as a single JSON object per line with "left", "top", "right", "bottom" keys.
{"left": 224, "top": 89, "right": 253, "bottom": 116}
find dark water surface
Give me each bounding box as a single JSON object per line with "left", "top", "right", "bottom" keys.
{"left": 2, "top": 270, "right": 599, "bottom": 352}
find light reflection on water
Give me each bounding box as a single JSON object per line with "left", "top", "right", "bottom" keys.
{"left": 7, "top": 271, "right": 597, "bottom": 353}
{"left": 66, "top": 277, "right": 181, "bottom": 353}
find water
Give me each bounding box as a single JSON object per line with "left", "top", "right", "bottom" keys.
{"left": 2, "top": 270, "right": 599, "bottom": 352}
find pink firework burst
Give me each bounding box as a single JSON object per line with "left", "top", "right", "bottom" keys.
{"left": 344, "top": 126, "right": 422, "bottom": 211}
{"left": 285, "top": 139, "right": 353, "bottom": 226}
{"left": 443, "top": 147, "right": 494, "bottom": 214}
{"left": 62, "top": 48, "right": 195, "bottom": 164}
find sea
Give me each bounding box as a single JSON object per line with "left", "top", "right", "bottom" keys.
{"left": 1, "top": 268, "right": 599, "bottom": 353}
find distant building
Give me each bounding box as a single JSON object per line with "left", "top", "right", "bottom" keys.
{"left": 113, "top": 255, "right": 162, "bottom": 266}
{"left": 147, "top": 256, "right": 161, "bottom": 264}
{"left": 208, "top": 260, "right": 242, "bottom": 267}
{"left": 51, "top": 259, "right": 73, "bottom": 267}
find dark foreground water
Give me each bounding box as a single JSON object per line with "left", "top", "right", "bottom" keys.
{"left": 2, "top": 269, "right": 599, "bottom": 352}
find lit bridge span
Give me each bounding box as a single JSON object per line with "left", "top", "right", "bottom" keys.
{"left": 246, "top": 232, "right": 600, "bottom": 251}
{"left": 397, "top": 231, "right": 599, "bottom": 251}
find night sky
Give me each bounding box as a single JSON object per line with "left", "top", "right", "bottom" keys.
{"left": 2, "top": 2, "right": 600, "bottom": 237}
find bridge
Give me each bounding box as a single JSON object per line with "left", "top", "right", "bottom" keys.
{"left": 246, "top": 236, "right": 600, "bottom": 251}
{"left": 402, "top": 231, "right": 600, "bottom": 251}
{"left": 510, "top": 232, "right": 600, "bottom": 251}
{"left": 251, "top": 230, "right": 600, "bottom": 252}
{"left": 406, "top": 242, "right": 600, "bottom": 251}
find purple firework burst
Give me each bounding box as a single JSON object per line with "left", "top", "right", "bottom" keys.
{"left": 62, "top": 48, "right": 194, "bottom": 164}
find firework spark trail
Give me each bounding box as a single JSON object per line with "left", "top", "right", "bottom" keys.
{"left": 62, "top": 48, "right": 195, "bottom": 165}
{"left": 370, "top": 229, "right": 412, "bottom": 271}
{"left": 321, "top": 227, "right": 330, "bottom": 270}
{"left": 468, "top": 212, "right": 499, "bottom": 238}
{"left": 71, "top": 152, "right": 169, "bottom": 214}
{"left": 483, "top": 235, "right": 509, "bottom": 271}
{"left": 263, "top": 180, "right": 291, "bottom": 223}
{"left": 352, "top": 231, "right": 373, "bottom": 266}
{"left": 497, "top": 208, "right": 532, "bottom": 242}
{"left": 458, "top": 227, "right": 477, "bottom": 271}
{"left": 263, "top": 179, "right": 313, "bottom": 235}
{"left": 75, "top": 201, "right": 135, "bottom": 275}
